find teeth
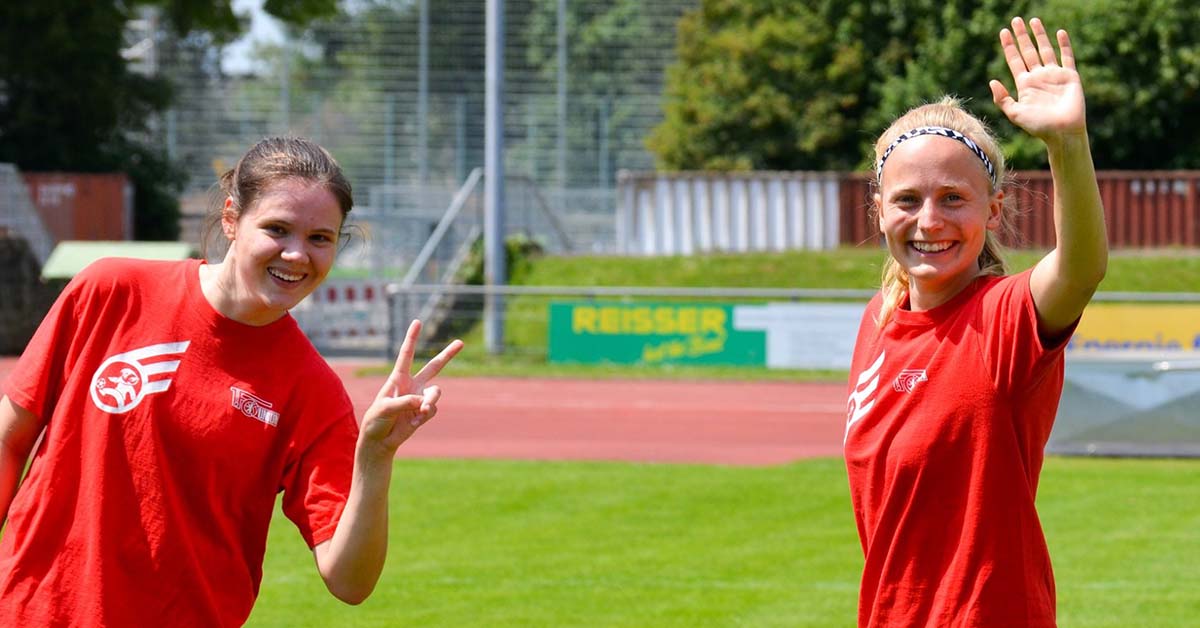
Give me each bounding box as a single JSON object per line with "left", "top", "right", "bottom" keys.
{"left": 268, "top": 268, "right": 304, "bottom": 282}
{"left": 911, "top": 241, "right": 952, "bottom": 253}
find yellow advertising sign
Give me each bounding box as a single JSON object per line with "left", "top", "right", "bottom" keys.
{"left": 1068, "top": 304, "right": 1200, "bottom": 354}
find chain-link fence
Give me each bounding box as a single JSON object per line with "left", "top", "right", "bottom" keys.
{"left": 0, "top": 164, "right": 54, "bottom": 265}
{"left": 138, "top": 0, "right": 697, "bottom": 255}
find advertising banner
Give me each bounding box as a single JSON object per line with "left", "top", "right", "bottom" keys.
{"left": 548, "top": 301, "right": 865, "bottom": 368}
{"left": 1068, "top": 304, "right": 1200, "bottom": 355}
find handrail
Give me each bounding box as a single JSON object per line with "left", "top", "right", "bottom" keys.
{"left": 397, "top": 167, "right": 483, "bottom": 288}
{"left": 511, "top": 175, "right": 573, "bottom": 252}
{"left": 391, "top": 283, "right": 876, "bottom": 299}
{"left": 387, "top": 284, "right": 1200, "bottom": 302}
{"left": 1152, "top": 360, "right": 1200, "bottom": 372}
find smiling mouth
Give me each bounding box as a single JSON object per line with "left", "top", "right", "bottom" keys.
{"left": 910, "top": 241, "right": 954, "bottom": 254}
{"left": 268, "top": 268, "right": 306, "bottom": 283}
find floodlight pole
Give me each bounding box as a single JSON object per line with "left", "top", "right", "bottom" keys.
{"left": 556, "top": 0, "right": 567, "bottom": 188}
{"left": 417, "top": 0, "right": 429, "bottom": 185}
{"left": 484, "top": 0, "right": 507, "bottom": 354}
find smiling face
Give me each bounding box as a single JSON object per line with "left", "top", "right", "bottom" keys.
{"left": 217, "top": 178, "right": 342, "bottom": 325}
{"left": 875, "top": 135, "right": 1003, "bottom": 311}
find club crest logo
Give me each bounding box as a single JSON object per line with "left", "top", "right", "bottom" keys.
{"left": 90, "top": 341, "right": 191, "bottom": 414}
{"left": 893, "top": 369, "right": 929, "bottom": 393}
{"left": 231, "top": 386, "right": 281, "bottom": 427}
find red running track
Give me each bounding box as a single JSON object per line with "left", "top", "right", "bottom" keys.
{"left": 1, "top": 357, "right": 848, "bottom": 465}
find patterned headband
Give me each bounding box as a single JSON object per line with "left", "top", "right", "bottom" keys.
{"left": 875, "top": 126, "right": 996, "bottom": 187}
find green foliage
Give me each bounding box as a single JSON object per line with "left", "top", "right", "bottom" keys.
{"left": 650, "top": 0, "right": 1200, "bottom": 171}
{"left": 648, "top": 1, "right": 875, "bottom": 171}
{"left": 1031, "top": 0, "right": 1200, "bottom": 168}
{"left": 0, "top": 1, "right": 336, "bottom": 242}
{"left": 457, "top": 234, "right": 547, "bottom": 286}
{"left": 649, "top": 0, "right": 1037, "bottom": 171}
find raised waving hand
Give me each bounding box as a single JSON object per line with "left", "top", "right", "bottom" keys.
{"left": 989, "top": 17, "right": 1087, "bottom": 142}
{"left": 989, "top": 17, "right": 1107, "bottom": 339}
{"left": 360, "top": 320, "right": 463, "bottom": 457}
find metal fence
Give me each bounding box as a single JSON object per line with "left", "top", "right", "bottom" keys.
{"left": 137, "top": 0, "right": 698, "bottom": 252}
{"left": 616, "top": 171, "right": 842, "bottom": 256}
{"left": 0, "top": 164, "right": 54, "bottom": 265}
{"left": 841, "top": 170, "right": 1200, "bottom": 249}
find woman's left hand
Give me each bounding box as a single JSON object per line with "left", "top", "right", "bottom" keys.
{"left": 989, "top": 17, "right": 1087, "bottom": 142}
{"left": 359, "top": 320, "right": 463, "bottom": 459}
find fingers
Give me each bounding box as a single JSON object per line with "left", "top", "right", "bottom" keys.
{"left": 1029, "top": 18, "right": 1058, "bottom": 67}
{"left": 988, "top": 79, "right": 1013, "bottom": 112}
{"left": 1004, "top": 17, "right": 1070, "bottom": 75}
{"left": 394, "top": 319, "right": 421, "bottom": 379}
{"left": 413, "top": 339, "right": 465, "bottom": 385}
{"left": 420, "top": 385, "right": 443, "bottom": 414}
{"left": 371, "top": 391, "right": 440, "bottom": 431}
{"left": 998, "top": 27, "right": 1027, "bottom": 81}
{"left": 1057, "top": 29, "right": 1075, "bottom": 71}
{"left": 1010, "top": 17, "right": 1042, "bottom": 72}
{"left": 377, "top": 320, "right": 421, "bottom": 400}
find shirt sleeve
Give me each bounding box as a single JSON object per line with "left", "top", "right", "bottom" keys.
{"left": 279, "top": 385, "right": 358, "bottom": 548}
{"left": 979, "top": 269, "right": 1076, "bottom": 395}
{"left": 3, "top": 275, "right": 86, "bottom": 421}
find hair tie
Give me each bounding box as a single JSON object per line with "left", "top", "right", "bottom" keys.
{"left": 876, "top": 126, "right": 996, "bottom": 187}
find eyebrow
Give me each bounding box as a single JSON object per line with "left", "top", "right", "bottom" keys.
{"left": 887, "top": 181, "right": 976, "bottom": 195}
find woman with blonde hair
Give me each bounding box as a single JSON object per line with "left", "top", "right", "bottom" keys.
{"left": 843, "top": 17, "right": 1107, "bottom": 626}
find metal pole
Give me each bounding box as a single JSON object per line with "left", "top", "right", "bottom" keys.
{"left": 280, "top": 36, "right": 290, "bottom": 132}
{"left": 417, "top": 0, "right": 430, "bottom": 185}
{"left": 384, "top": 94, "right": 395, "bottom": 204}
{"left": 455, "top": 94, "right": 467, "bottom": 184}
{"left": 598, "top": 96, "right": 611, "bottom": 187}
{"left": 556, "top": 0, "right": 567, "bottom": 188}
{"left": 312, "top": 93, "right": 323, "bottom": 144}
{"left": 485, "top": 0, "right": 507, "bottom": 354}
{"left": 166, "top": 109, "right": 177, "bottom": 161}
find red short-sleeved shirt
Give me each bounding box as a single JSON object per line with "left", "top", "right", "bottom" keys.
{"left": 0, "top": 258, "right": 358, "bottom": 627}
{"left": 843, "top": 270, "right": 1072, "bottom": 628}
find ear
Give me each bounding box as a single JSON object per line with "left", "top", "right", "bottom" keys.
{"left": 986, "top": 190, "right": 1004, "bottom": 231}
{"left": 221, "top": 198, "right": 238, "bottom": 241}
{"left": 873, "top": 192, "right": 884, "bottom": 232}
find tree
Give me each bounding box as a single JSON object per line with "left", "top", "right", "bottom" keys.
{"left": 0, "top": 1, "right": 336, "bottom": 240}
{"left": 646, "top": 0, "right": 1048, "bottom": 171}
{"left": 1030, "top": 0, "right": 1200, "bottom": 169}
{"left": 648, "top": 1, "right": 871, "bottom": 171}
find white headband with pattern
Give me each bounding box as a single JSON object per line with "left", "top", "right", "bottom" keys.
{"left": 875, "top": 126, "right": 996, "bottom": 187}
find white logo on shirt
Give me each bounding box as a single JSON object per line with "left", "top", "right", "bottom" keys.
{"left": 845, "top": 351, "right": 885, "bottom": 442}
{"left": 89, "top": 341, "right": 191, "bottom": 414}
{"left": 231, "top": 386, "right": 281, "bottom": 427}
{"left": 893, "top": 369, "right": 928, "bottom": 393}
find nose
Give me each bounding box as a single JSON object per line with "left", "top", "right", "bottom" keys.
{"left": 279, "top": 237, "right": 310, "bottom": 263}
{"left": 916, "top": 198, "right": 944, "bottom": 231}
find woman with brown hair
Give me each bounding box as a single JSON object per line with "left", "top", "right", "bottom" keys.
{"left": 0, "top": 136, "right": 462, "bottom": 626}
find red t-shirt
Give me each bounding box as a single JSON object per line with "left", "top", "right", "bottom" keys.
{"left": 0, "top": 258, "right": 358, "bottom": 627}
{"left": 843, "top": 270, "right": 1071, "bottom": 628}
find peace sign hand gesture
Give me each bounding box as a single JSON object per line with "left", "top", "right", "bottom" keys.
{"left": 989, "top": 17, "right": 1087, "bottom": 143}
{"left": 359, "top": 320, "right": 463, "bottom": 460}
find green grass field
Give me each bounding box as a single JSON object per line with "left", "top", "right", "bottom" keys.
{"left": 309, "top": 248, "right": 1200, "bottom": 626}
{"left": 246, "top": 456, "right": 1200, "bottom": 627}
